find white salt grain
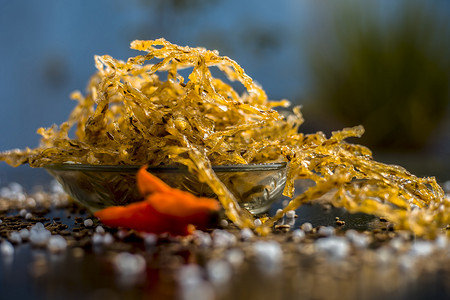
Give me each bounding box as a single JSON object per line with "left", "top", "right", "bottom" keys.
{"left": 225, "top": 248, "right": 244, "bottom": 269}
{"left": 47, "top": 235, "right": 68, "bottom": 253}
{"left": 206, "top": 259, "right": 232, "bottom": 286}
{"left": 29, "top": 223, "right": 51, "bottom": 247}
{"left": 103, "top": 233, "right": 114, "bottom": 245}
{"left": 9, "top": 231, "right": 22, "bottom": 244}
{"left": 252, "top": 240, "right": 283, "bottom": 275}
{"left": 345, "top": 230, "right": 369, "bottom": 249}
{"left": 178, "top": 265, "right": 214, "bottom": 300}
{"left": 1, "top": 241, "right": 14, "bottom": 256}
{"left": 9, "top": 182, "right": 23, "bottom": 194}
{"left": 240, "top": 228, "right": 254, "bottom": 241}
{"left": 315, "top": 236, "right": 349, "bottom": 260}
{"left": 95, "top": 226, "right": 105, "bottom": 234}
{"left": 410, "top": 240, "right": 434, "bottom": 257}
{"left": 212, "top": 229, "right": 237, "bottom": 248}
{"left": 26, "top": 197, "right": 37, "bottom": 208}
{"left": 92, "top": 233, "right": 104, "bottom": 246}
{"left": 114, "top": 252, "right": 146, "bottom": 275}
{"left": 117, "top": 230, "right": 129, "bottom": 240}
{"left": 83, "top": 219, "right": 94, "bottom": 228}
{"left": 193, "top": 230, "right": 212, "bottom": 248}
{"left": 435, "top": 234, "right": 448, "bottom": 249}
{"left": 143, "top": 233, "right": 158, "bottom": 249}
{"left": 301, "top": 222, "right": 313, "bottom": 233}
{"left": 291, "top": 229, "right": 305, "bottom": 242}
{"left": 219, "top": 219, "right": 228, "bottom": 228}
{"left": 285, "top": 210, "right": 296, "bottom": 219}
{"left": 19, "top": 209, "right": 27, "bottom": 217}
{"left": 317, "top": 226, "right": 335, "bottom": 237}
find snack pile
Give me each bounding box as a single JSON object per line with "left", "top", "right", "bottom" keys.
{"left": 1, "top": 39, "right": 448, "bottom": 236}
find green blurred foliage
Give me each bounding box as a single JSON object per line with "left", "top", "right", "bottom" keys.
{"left": 306, "top": 0, "right": 450, "bottom": 150}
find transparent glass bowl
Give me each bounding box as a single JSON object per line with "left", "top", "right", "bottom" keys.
{"left": 44, "top": 163, "right": 287, "bottom": 214}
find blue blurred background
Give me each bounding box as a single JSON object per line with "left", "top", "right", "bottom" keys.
{"left": 1, "top": 0, "right": 449, "bottom": 184}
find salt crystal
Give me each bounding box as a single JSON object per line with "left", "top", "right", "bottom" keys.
{"left": 19, "top": 228, "right": 30, "bottom": 241}
{"left": 0, "top": 187, "right": 10, "bottom": 198}
{"left": 83, "top": 219, "right": 94, "bottom": 228}
{"left": 317, "top": 226, "right": 335, "bottom": 237}
{"left": 143, "top": 233, "right": 158, "bottom": 249}
{"left": 113, "top": 252, "right": 146, "bottom": 275}
{"left": 19, "top": 209, "right": 27, "bottom": 217}
{"left": 291, "top": 229, "right": 305, "bottom": 242}
{"left": 435, "top": 234, "right": 448, "bottom": 249}
{"left": 301, "top": 222, "right": 313, "bottom": 232}
{"left": 206, "top": 259, "right": 232, "bottom": 286}
{"left": 33, "top": 192, "right": 45, "bottom": 204}
{"left": 178, "top": 265, "right": 214, "bottom": 300}
{"left": 15, "top": 193, "right": 26, "bottom": 202}
{"left": 103, "top": 233, "right": 114, "bottom": 245}
{"left": 180, "top": 281, "right": 214, "bottom": 300}
{"left": 225, "top": 248, "right": 244, "bottom": 269}
{"left": 25, "top": 213, "right": 33, "bottom": 220}
{"left": 29, "top": 226, "right": 51, "bottom": 247}
{"left": 92, "top": 233, "right": 104, "bottom": 245}
{"left": 315, "top": 236, "right": 349, "bottom": 260}
{"left": 95, "top": 226, "right": 105, "bottom": 234}
{"left": 212, "top": 230, "right": 236, "bottom": 248}
{"left": 376, "top": 247, "right": 394, "bottom": 266}
{"left": 252, "top": 240, "right": 282, "bottom": 275}
{"left": 219, "top": 219, "right": 228, "bottom": 228}
{"left": 178, "top": 264, "right": 204, "bottom": 287}
{"left": 389, "top": 238, "right": 405, "bottom": 252}
{"left": 9, "top": 182, "right": 23, "bottom": 194}
{"left": 117, "top": 229, "right": 129, "bottom": 240}
{"left": 26, "top": 197, "right": 36, "bottom": 208}
{"left": 345, "top": 230, "right": 369, "bottom": 249}
{"left": 92, "top": 233, "right": 114, "bottom": 246}
{"left": 285, "top": 210, "right": 296, "bottom": 218}
{"left": 32, "top": 222, "right": 45, "bottom": 231}
{"left": 1, "top": 241, "right": 14, "bottom": 256}
{"left": 47, "top": 235, "right": 67, "bottom": 253}
{"left": 240, "top": 228, "right": 254, "bottom": 241}
{"left": 254, "top": 219, "right": 262, "bottom": 227}
{"left": 9, "top": 231, "right": 22, "bottom": 244}
{"left": 193, "top": 230, "right": 212, "bottom": 248}
{"left": 410, "top": 240, "right": 434, "bottom": 257}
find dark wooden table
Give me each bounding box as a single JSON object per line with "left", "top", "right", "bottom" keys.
{"left": 1, "top": 166, "right": 449, "bottom": 300}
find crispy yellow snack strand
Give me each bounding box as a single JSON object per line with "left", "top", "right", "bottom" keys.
{"left": 0, "top": 39, "right": 448, "bottom": 237}
{"left": 257, "top": 127, "right": 449, "bottom": 238}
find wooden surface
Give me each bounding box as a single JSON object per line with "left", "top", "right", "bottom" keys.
{"left": 0, "top": 169, "right": 449, "bottom": 300}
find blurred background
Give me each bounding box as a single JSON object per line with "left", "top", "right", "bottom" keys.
{"left": 0, "top": 0, "right": 449, "bottom": 185}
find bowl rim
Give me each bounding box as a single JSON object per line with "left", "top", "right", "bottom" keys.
{"left": 43, "top": 162, "right": 287, "bottom": 173}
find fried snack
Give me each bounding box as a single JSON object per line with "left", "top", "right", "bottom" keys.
{"left": 1, "top": 39, "right": 448, "bottom": 236}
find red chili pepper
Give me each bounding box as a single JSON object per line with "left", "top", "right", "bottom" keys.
{"left": 94, "top": 165, "right": 220, "bottom": 236}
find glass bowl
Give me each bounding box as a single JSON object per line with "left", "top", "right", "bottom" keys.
{"left": 44, "top": 163, "right": 287, "bottom": 214}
